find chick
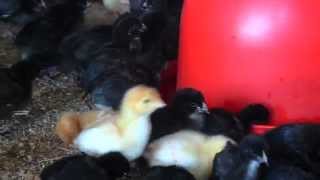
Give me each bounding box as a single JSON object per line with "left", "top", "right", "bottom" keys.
{"left": 262, "top": 162, "right": 318, "bottom": 180}
{"left": 113, "top": 12, "right": 169, "bottom": 71}
{"left": 73, "top": 85, "right": 165, "bottom": 160}
{"left": 15, "top": 0, "right": 86, "bottom": 61}
{"left": 116, "top": 12, "right": 168, "bottom": 71}
{"left": 40, "top": 152, "right": 130, "bottom": 180}
{"left": 60, "top": 11, "right": 168, "bottom": 72}
{"left": 0, "top": 0, "right": 41, "bottom": 25}
{"left": 237, "top": 104, "right": 270, "bottom": 133}
{"left": 139, "top": 0, "right": 183, "bottom": 61}
{"left": 211, "top": 135, "right": 269, "bottom": 180}
{"left": 159, "top": 0, "right": 183, "bottom": 60}
{"left": 59, "top": 12, "right": 166, "bottom": 69}
{"left": 112, "top": 13, "right": 147, "bottom": 52}
{"left": 59, "top": 14, "right": 143, "bottom": 70}
{"left": 139, "top": 166, "right": 196, "bottom": 180}
{"left": 128, "top": 0, "right": 145, "bottom": 14}
{"left": 144, "top": 130, "right": 235, "bottom": 180}
{"left": 138, "top": 0, "right": 183, "bottom": 61}
{"left": 0, "top": 0, "right": 21, "bottom": 18}
{"left": 59, "top": 17, "right": 163, "bottom": 110}
{"left": 58, "top": 25, "right": 115, "bottom": 72}
{"left": 80, "top": 58, "right": 160, "bottom": 110}
{"left": 129, "top": 0, "right": 170, "bottom": 16}
{"left": 0, "top": 58, "right": 41, "bottom": 117}
{"left": 203, "top": 104, "right": 270, "bottom": 142}
{"left": 149, "top": 88, "right": 209, "bottom": 142}
{"left": 212, "top": 134, "right": 318, "bottom": 180}
{"left": 264, "top": 123, "right": 320, "bottom": 175}
{"left": 60, "top": 27, "right": 161, "bottom": 110}
{"left": 159, "top": 15, "right": 180, "bottom": 60}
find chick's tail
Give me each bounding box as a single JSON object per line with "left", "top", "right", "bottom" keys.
{"left": 55, "top": 111, "right": 99, "bottom": 145}
{"left": 56, "top": 112, "right": 82, "bottom": 145}
{"left": 237, "top": 104, "right": 270, "bottom": 133}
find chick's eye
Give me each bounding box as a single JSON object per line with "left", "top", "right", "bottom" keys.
{"left": 190, "top": 103, "right": 199, "bottom": 108}
{"left": 143, "top": 99, "right": 150, "bottom": 104}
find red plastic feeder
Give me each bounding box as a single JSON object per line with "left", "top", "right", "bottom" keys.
{"left": 177, "top": 0, "right": 320, "bottom": 134}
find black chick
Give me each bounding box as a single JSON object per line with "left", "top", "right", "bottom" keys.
{"left": 158, "top": 15, "right": 180, "bottom": 60}
{"left": 112, "top": 11, "right": 168, "bottom": 71}
{"left": 129, "top": 0, "right": 168, "bottom": 16}
{"left": 264, "top": 123, "right": 320, "bottom": 176}
{"left": 212, "top": 133, "right": 318, "bottom": 180}
{"left": 58, "top": 14, "right": 135, "bottom": 65}
{"left": 112, "top": 13, "right": 147, "bottom": 52}
{"left": 40, "top": 152, "right": 130, "bottom": 180}
{"left": 58, "top": 25, "right": 115, "bottom": 72}
{"left": 0, "top": 0, "right": 21, "bottom": 18}
{"left": 128, "top": 0, "right": 144, "bottom": 15}
{"left": 237, "top": 104, "right": 270, "bottom": 133}
{"left": 59, "top": 15, "right": 166, "bottom": 110}
{"left": 203, "top": 104, "right": 270, "bottom": 142}
{"left": 0, "top": 0, "right": 42, "bottom": 25}
{"left": 80, "top": 58, "right": 159, "bottom": 110}
{"left": 59, "top": 13, "right": 146, "bottom": 64}
{"left": 58, "top": 16, "right": 139, "bottom": 72}
{"left": 60, "top": 12, "right": 167, "bottom": 73}
{"left": 262, "top": 162, "right": 318, "bottom": 180}
{"left": 211, "top": 135, "right": 269, "bottom": 180}
{"left": 129, "top": 0, "right": 183, "bottom": 18}
{"left": 118, "top": 11, "right": 168, "bottom": 72}
{"left": 128, "top": 0, "right": 182, "bottom": 60}
{"left": 15, "top": 0, "right": 86, "bottom": 62}
{"left": 0, "top": 58, "right": 41, "bottom": 117}
{"left": 149, "top": 88, "right": 209, "bottom": 142}
{"left": 139, "top": 166, "right": 196, "bottom": 180}
{"left": 156, "top": 0, "right": 183, "bottom": 60}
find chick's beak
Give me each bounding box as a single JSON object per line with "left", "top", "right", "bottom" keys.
{"left": 195, "top": 103, "right": 209, "bottom": 114}
{"left": 202, "top": 102, "right": 209, "bottom": 113}
{"left": 152, "top": 99, "right": 166, "bottom": 109}
{"left": 258, "top": 151, "right": 269, "bottom": 166}
{"left": 0, "top": 14, "right": 10, "bottom": 18}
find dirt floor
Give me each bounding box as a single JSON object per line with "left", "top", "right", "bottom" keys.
{"left": 0, "top": 68, "right": 88, "bottom": 180}
{"left": 0, "top": 2, "right": 135, "bottom": 180}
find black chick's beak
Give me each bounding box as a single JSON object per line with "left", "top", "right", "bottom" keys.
{"left": 195, "top": 102, "right": 209, "bottom": 114}
{"left": 258, "top": 151, "right": 269, "bottom": 166}
{"left": 0, "top": 14, "right": 11, "bottom": 18}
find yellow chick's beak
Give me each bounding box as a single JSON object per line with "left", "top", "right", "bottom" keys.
{"left": 152, "top": 100, "right": 166, "bottom": 110}
{"left": 155, "top": 99, "right": 167, "bottom": 108}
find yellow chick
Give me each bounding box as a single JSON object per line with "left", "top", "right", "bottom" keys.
{"left": 73, "top": 85, "right": 165, "bottom": 160}
{"left": 144, "top": 130, "right": 236, "bottom": 180}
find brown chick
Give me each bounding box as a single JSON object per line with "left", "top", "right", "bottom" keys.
{"left": 70, "top": 85, "right": 164, "bottom": 160}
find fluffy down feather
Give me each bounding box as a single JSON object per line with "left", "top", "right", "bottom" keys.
{"left": 144, "top": 130, "right": 235, "bottom": 180}
{"left": 40, "top": 152, "right": 130, "bottom": 180}
{"left": 73, "top": 85, "right": 165, "bottom": 160}
{"left": 55, "top": 109, "right": 116, "bottom": 144}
